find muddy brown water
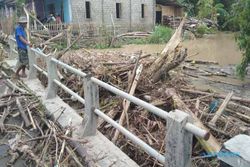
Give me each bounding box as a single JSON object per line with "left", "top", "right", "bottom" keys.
{"left": 93, "top": 32, "right": 250, "bottom": 97}
{"left": 94, "top": 32, "right": 242, "bottom": 66}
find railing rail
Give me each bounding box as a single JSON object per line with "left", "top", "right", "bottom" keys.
{"left": 8, "top": 36, "right": 210, "bottom": 167}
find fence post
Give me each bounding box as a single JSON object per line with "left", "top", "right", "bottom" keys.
{"left": 82, "top": 74, "right": 99, "bottom": 137}
{"left": 46, "top": 57, "right": 59, "bottom": 99}
{"left": 27, "top": 48, "right": 37, "bottom": 80}
{"left": 165, "top": 110, "right": 193, "bottom": 167}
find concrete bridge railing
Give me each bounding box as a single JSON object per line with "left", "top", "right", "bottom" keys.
{"left": 8, "top": 37, "right": 209, "bottom": 167}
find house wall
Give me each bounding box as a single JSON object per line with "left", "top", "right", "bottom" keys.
{"left": 69, "top": 0, "right": 155, "bottom": 34}
{"left": 43, "top": 0, "right": 71, "bottom": 23}
{"left": 35, "top": 0, "right": 45, "bottom": 19}
{"left": 161, "top": 5, "right": 183, "bottom": 17}
{"left": 44, "top": 0, "right": 62, "bottom": 16}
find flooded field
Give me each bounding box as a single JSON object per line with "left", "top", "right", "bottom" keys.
{"left": 94, "top": 32, "right": 242, "bottom": 66}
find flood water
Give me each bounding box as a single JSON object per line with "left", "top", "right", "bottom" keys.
{"left": 94, "top": 32, "right": 242, "bottom": 66}
{"left": 93, "top": 32, "right": 250, "bottom": 97}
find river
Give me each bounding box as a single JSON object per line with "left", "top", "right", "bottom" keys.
{"left": 94, "top": 32, "right": 242, "bottom": 66}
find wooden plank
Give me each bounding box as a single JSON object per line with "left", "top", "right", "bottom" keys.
{"left": 209, "top": 92, "right": 234, "bottom": 126}
{"left": 112, "top": 64, "right": 143, "bottom": 143}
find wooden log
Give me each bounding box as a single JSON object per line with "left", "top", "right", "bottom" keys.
{"left": 66, "top": 25, "right": 72, "bottom": 47}
{"left": 26, "top": 107, "right": 36, "bottom": 129}
{"left": 180, "top": 89, "right": 250, "bottom": 104}
{"left": 23, "top": 4, "right": 30, "bottom": 42}
{"left": 227, "top": 102, "right": 250, "bottom": 115}
{"left": 16, "top": 97, "right": 31, "bottom": 127}
{"left": 0, "top": 106, "right": 10, "bottom": 132}
{"left": 226, "top": 109, "right": 250, "bottom": 123}
{"left": 152, "top": 48, "right": 187, "bottom": 83}
{"left": 209, "top": 92, "right": 234, "bottom": 126}
{"left": 147, "top": 15, "right": 186, "bottom": 78}
{"left": 165, "top": 88, "right": 221, "bottom": 153}
{"left": 112, "top": 64, "right": 143, "bottom": 143}
{"left": 41, "top": 32, "right": 64, "bottom": 46}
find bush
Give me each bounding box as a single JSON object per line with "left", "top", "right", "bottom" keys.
{"left": 148, "top": 26, "right": 173, "bottom": 44}
{"left": 195, "top": 24, "right": 217, "bottom": 37}
{"left": 196, "top": 24, "right": 208, "bottom": 37}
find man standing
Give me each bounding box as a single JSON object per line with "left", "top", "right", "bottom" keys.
{"left": 15, "top": 16, "right": 31, "bottom": 78}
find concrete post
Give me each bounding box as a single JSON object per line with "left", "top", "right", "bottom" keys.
{"left": 8, "top": 38, "right": 15, "bottom": 58}
{"left": 46, "top": 57, "right": 59, "bottom": 99}
{"left": 82, "top": 74, "right": 99, "bottom": 136}
{"left": 165, "top": 110, "right": 193, "bottom": 167}
{"left": 27, "top": 48, "right": 37, "bottom": 80}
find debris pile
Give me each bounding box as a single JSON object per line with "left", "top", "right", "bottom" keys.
{"left": 162, "top": 16, "right": 217, "bottom": 31}
{"left": 0, "top": 73, "right": 87, "bottom": 167}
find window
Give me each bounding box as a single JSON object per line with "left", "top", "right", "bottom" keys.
{"left": 116, "top": 3, "right": 121, "bottom": 18}
{"left": 86, "top": 1, "right": 91, "bottom": 19}
{"left": 141, "top": 4, "right": 145, "bottom": 18}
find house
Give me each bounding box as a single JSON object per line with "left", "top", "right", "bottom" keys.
{"left": 34, "top": 0, "right": 155, "bottom": 33}
{"left": 1, "top": 0, "right": 184, "bottom": 35}
{"left": 156, "top": 0, "right": 184, "bottom": 24}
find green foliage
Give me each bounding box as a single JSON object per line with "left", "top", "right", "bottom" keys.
{"left": 16, "top": 0, "right": 26, "bottom": 16}
{"left": 197, "top": 0, "right": 214, "bottom": 19}
{"left": 177, "top": 0, "right": 199, "bottom": 16}
{"left": 231, "top": 0, "right": 250, "bottom": 79}
{"left": 125, "top": 26, "right": 172, "bottom": 45}
{"left": 148, "top": 26, "right": 173, "bottom": 44}
{"left": 196, "top": 24, "right": 208, "bottom": 37}
{"left": 195, "top": 24, "right": 217, "bottom": 37}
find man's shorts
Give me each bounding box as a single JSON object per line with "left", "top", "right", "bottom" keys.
{"left": 17, "top": 48, "right": 29, "bottom": 66}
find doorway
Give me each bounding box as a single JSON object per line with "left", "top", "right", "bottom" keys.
{"left": 156, "top": 11, "right": 162, "bottom": 24}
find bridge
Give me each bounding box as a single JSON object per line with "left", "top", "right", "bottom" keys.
{"left": 5, "top": 37, "right": 209, "bottom": 167}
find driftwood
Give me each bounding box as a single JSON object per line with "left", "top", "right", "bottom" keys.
{"left": 41, "top": 32, "right": 64, "bottom": 46}
{"left": 227, "top": 102, "right": 250, "bottom": 115}
{"left": 16, "top": 97, "right": 31, "bottom": 127}
{"left": 147, "top": 16, "right": 186, "bottom": 81}
{"left": 165, "top": 88, "right": 221, "bottom": 153}
{"left": 180, "top": 89, "right": 250, "bottom": 104}
{"left": 226, "top": 109, "right": 250, "bottom": 123}
{"left": 152, "top": 48, "right": 187, "bottom": 83}
{"left": 209, "top": 92, "right": 234, "bottom": 126}
{"left": 56, "top": 33, "right": 85, "bottom": 59}
{"left": 112, "top": 64, "right": 143, "bottom": 143}
{"left": 66, "top": 25, "right": 72, "bottom": 47}
{"left": 0, "top": 106, "right": 11, "bottom": 132}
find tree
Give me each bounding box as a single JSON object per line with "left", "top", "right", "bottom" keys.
{"left": 230, "top": 0, "right": 250, "bottom": 79}
{"left": 177, "top": 0, "right": 199, "bottom": 16}
{"left": 197, "top": 0, "right": 214, "bottom": 19}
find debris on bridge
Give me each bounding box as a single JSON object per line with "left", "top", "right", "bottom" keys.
{"left": 0, "top": 74, "right": 87, "bottom": 167}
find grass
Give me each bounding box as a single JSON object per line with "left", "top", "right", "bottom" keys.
{"left": 121, "top": 25, "right": 173, "bottom": 45}
{"left": 148, "top": 25, "right": 173, "bottom": 44}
